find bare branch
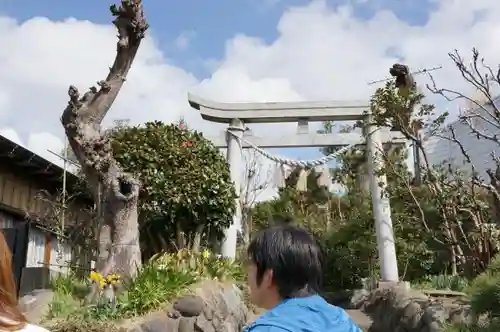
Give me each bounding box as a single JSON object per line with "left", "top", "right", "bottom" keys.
{"left": 427, "top": 49, "right": 500, "bottom": 143}
{"left": 62, "top": 1, "right": 148, "bottom": 127}
{"left": 240, "top": 150, "right": 274, "bottom": 243}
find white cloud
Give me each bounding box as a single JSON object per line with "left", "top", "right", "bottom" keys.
{"left": 0, "top": 0, "right": 499, "bottom": 199}
{"left": 0, "top": 127, "right": 66, "bottom": 167}
{"left": 27, "top": 132, "right": 65, "bottom": 165}
{"left": 0, "top": 128, "right": 22, "bottom": 144}
{"left": 174, "top": 30, "right": 196, "bottom": 51}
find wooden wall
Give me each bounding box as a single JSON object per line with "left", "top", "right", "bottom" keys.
{"left": 0, "top": 164, "right": 90, "bottom": 225}
{"left": 0, "top": 163, "right": 94, "bottom": 279}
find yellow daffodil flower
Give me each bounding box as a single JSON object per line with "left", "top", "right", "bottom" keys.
{"left": 202, "top": 249, "right": 210, "bottom": 259}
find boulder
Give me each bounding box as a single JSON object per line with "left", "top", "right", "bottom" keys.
{"left": 18, "top": 289, "right": 54, "bottom": 323}
{"left": 363, "top": 285, "right": 473, "bottom": 332}
{"left": 129, "top": 280, "right": 249, "bottom": 332}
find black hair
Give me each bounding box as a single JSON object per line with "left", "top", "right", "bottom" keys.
{"left": 247, "top": 223, "right": 324, "bottom": 299}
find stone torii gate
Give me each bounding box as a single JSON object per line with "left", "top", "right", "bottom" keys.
{"left": 188, "top": 93, "right": 405, "bottom": 282}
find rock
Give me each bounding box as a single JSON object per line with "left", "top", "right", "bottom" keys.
{"left": 173, "top": 295, "right": 204, "bottom": 317}
{"left": 129, "top": 281, "right": 248, "bottom": 332}
{"left": 18, "top": 289, "right": 54, "bottom": 323}
{"left": 178, "top": 317, "right": 197, "bottom": 332}
{"left": 400, "top": 302, "right": 423, "bottom": 330}
{"left": 350, "top": 289, "right": 369, "bottom": 309}
{"left": 363, "top": 286, "right": 473, "bottom": 332}
{"left": 140, "top": 313, "right": 180, "bottom": 332}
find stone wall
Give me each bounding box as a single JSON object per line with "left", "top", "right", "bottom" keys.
{"left": 363, "top": 285, "right": 472, "bottom": 332}
{"left": 127, "top": 280, "right": 249, "bottom": 332}
{"left": 42, "top": 280, "right": 251, "bottom": 332}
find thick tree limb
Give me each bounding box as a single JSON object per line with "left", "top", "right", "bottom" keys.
{"left": 60, "top": 0, "right": 148, "bottom": 280}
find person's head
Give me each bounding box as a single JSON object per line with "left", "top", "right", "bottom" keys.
{"left": 246, "top": 224, "right": 324, "bottom": 309}
{"left": 0, "top": 232, "right": 27, "bottom": 330}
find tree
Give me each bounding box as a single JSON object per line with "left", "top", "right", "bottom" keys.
{"left": 108, "top": 121, "right": 236, "bottom": 257}
{"left": 251, "top": 166, "right": 334, "bottom": 237}
{"left": 317, "top": 122, "right": 369, "bottom": 193}
{"left": 60, "top": 1, "right": 148, "bottom": 280}
{"left": 427, "top": 48, "right": 500, "bottom": 198}
{"left": 60, "top": 118, "right": 131, "bottom": 165}
{"left": 240, "top": 150, "right": 273, "bottom": 245}
{"left": 370, "top": 57, "right": 500, "bottom": 276}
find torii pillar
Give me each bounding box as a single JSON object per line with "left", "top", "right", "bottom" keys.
{"left": 188, "top": 93, "right": 401, "bottom": 282}
{"left": 366, "top": 115, "right": 399, "bottom": 281}
{"left": 223, "top": 118, "right": 245, "bottom": 259}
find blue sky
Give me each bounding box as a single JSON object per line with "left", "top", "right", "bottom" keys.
{"left": 0, "top": 0, "right": 435, "bottom": 79}
{"left": 0, "top": 0, "right": 441, "bottom": 165}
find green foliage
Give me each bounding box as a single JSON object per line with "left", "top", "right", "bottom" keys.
{"left": 281, "top": 168, "right": 331, "bottom": 205}
{"left": 46, "top": 273, "right": 89, "bottom": 320}
{"left": 467, "top": 254, "right": 500, "bottom": 320}
{"left": 444, "top": 322, "right": 500, "bottom": 332}
{"left": 445, "top": 255, "right": 500, "bottom": 332}
{"left": 250, "top": 183, "right": 435, "bottom": 291}
{"left": 322, "top": 200, "right": 378, "bottom": 290}
{"left": 413, "top": 274, "right": 469, "bottom": 292}
{"left": 370, "top": 81, "right": 438, "bottom": 135}
{"left": 128, "top": 262, "right": 193, "bottom": 314}
{"left": 108, "top": 121, "right": 236, "bottom": 255}
{"left": 369, "top": 81, "right": 500, "bottom": 276}
{"left": 89, "top": 260, "right": 195, "bottom": 319}
{"left": 47, "top": 294, "right": 81, "bottom": 321}
{"left": 45, "top": 249, "right": 244, "bottom": 323}
{"left": 320, "top": 190, "right": 436, "bottom": 290}
{"left": 50, "top": 273, "right": 88, "bottom": 299}
{"left": 153, "top": 248, "right": 245, "bottom": 282}
{"left": 251, "top": 187, "right": 333, "bottom": 238}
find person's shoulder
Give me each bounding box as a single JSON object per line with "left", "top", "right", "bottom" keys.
{"left": 21, "top": 324, "right": 51, "bottom": 332}
{"left": 245, "top": 311, "right": 291, "bottom": 332}
{"left": 245, "top": 325, "right": 289, "bottom": 332}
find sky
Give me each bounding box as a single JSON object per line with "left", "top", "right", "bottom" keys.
{"left": 0, "top": 0, "right": 499, "bottom": 200}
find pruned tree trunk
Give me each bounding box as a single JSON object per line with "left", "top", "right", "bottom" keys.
{"left": 191, "top": 224, "right": 204, "bottom": 254}
{"left": 60, "top": 0, "right": 148, "bottom": 280}
{"left": 242, "top": 208, "right": 251, "bottom": 245}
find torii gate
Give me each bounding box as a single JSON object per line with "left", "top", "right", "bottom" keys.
{"left": 188, "top": 93, "right": 405, "bottom": 282}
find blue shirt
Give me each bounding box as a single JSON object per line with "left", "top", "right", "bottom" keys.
{"left": 245, "top": 295, "right": 362, "bottom": 332}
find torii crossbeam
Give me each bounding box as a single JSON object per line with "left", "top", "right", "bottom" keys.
{"left": 188, "top": 92, "right": 370, "bottom": 123}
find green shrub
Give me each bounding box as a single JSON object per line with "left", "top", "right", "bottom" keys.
{"left": 467, "top": 254, "right": 500, "bottom": 320}
{"left": 153, "top": 248, "right": 245, "bottom": 282}
{"left": 46, "top": 248, "right": 245, "bottom": 322}
{"left": 413, "top": 274, "right": 469, "bottom": 292}
{"left": 321, "top": 210, "right": 379, "bottom": 291}
{"left": 46, "top": 294, "right": 81, "bottom": 320}
{"left": 116, "top": 259, "right": 196, "bottom": 317}
{"left": 467, "top": 272, "right": 500, "bottom": 319}
{"left": 44, "top": 273, "right": 90, "bottom": 320}
{"left": 109, "top": 121, "right": 236, "bottom": 259}
{"left": 50, "top": 272, "right": 89, "bottom": 299}
{"left": 444, "top": 321, "right": 500, "bottom": 332}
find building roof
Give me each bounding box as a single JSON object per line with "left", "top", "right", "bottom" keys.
{"left": 0, "top": 134, "right": 81, "bottom": 192}
{"left": 0, "top": 134, "right": 93, "bottom": 236}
